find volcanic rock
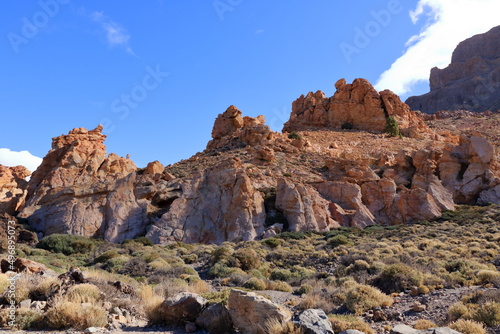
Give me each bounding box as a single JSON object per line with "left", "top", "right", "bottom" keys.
{"left": 146, "top": 158, "right": 267, "bottom": 244}
{"left": 406, "top": 26, "right": 500, "bottom": 113}
{"left": 228, "top": 289, "right": 292, "bottom": 334}
{"left": 283, "top": 78, "right": 431, "bottom": 138}
{"left": 0, "top": 164, "right": 29, "bottom": 214}
{"left": 18, "top": 126, "right": 145, "bottom": 243}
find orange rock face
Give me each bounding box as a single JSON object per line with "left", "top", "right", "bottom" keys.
{"left": 19, "top": 126, "right": 142, "bottom": 242}
{"left": 283, "top": 78, "right": 431, "bottom": 138}
{"left": 0, "top": 165, "right": 29, "bottom": 214}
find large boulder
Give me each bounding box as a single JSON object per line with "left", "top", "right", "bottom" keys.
{"left": 158, "top": 292, "right": 208, "bottom": 324}
{"left": 228, "top": 289, "right": 292, "bottom": 334}
{"left": 295, "top": 309, "right": 334, "bottom": 334}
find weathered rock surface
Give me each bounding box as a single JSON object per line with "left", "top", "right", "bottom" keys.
{"left": 158, "top": 292, "right": 208, "bottom": 324}
{"left": 295, "top": 309, "right": 334, "bottom": 334}
{"left": 276, "top": 178, "right": 340, "bottom": 232}
{"left": 228, "top": 289, "right": 292, "bottom": 334}
{"left": 283, "top": 78, "right": 431, "bottom": 138}
{"left": 146, "top": 157, "right": 266, "bottom": 244}
{"left": 18, "top": 126, "right": 145, "bottom": 243}
{"left": 0, "top": 165, "right": 29, "bottom": 214}
{"left": 406, "top": 25, "right": 500, "bottom": 113}
{"left": 207, "top": 105, "right": 277, "bottom": 150}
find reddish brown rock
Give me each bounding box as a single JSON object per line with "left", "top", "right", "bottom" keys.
{"left": 19, "top": 126, "right": 145, "bottom": 243}
{"left": 1, "top": 257, "right": 48, "bottom": 274}
{"left": 207, "top": 106, "right": 277, "bottom": 150}
{"left": 0, "top": 165, "right": 29, "bottom": 214}
{"left": 283, "top": 78, "right": 432, "bottom": 138}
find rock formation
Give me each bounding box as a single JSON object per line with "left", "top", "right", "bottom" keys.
{"left": 0, "top": 165, "right": 29, "bottom": 214}
{"left": 406, "top": 25, "right": 500, "bottom": 113}
{"left": 12, "top": 78, "right": 500, "bottom": 245}
{"left": 18, "top": 126, "right": 144, "bottom": 243}
{"left": 283, "top": 78, "right": 431, "bottom": 138}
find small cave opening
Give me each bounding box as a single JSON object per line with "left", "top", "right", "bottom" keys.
{"left": 260, "top": 187, "right": 289, "bottom": 230}
{"left": 150, "top": 196, "right": 178, "bottom": 218}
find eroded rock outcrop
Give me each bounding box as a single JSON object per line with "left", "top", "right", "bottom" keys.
{"left": 13, "top": 79, "right": 500, "bottom": 245}
{"left": 19, "top": 126, "right": 145, "bottom": 243}
{"left": 283, "top": 78, "right": 431, "bottom": 138}
{"left": 0, "top": 165, "right": 30, "bottom": 214}
{"left": 406, "top": 26, "right": 500, "bottom": 113}
{"left": 146, "top": 158, "right": 266, "bottom": 244}
{"left": 207, "top": 105, "right": 277, "bottom": 150}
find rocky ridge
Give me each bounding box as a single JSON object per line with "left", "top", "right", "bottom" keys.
{"left": 406, "top": 25, "right": 500, "bottom": 114}
{"left": 7, "top": 78, "right": 500, "bottom": 245}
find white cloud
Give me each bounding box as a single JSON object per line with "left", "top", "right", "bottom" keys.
{"left": 90, "top": 11, "right": 136, "bottom": 56}
{"left": 0, "top": 148, "right": 43, "bottom": 173}
{"left": 375, "top": 0, "right": 500, "bottom": 96}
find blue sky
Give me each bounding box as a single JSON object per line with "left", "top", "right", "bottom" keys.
{"left": 1, "top": 0, "right": 499, "bottom": 171}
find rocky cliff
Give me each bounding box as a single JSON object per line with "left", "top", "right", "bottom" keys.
{"left": 406, "top": 25, "right": 500, "bottom": 113}
{"left": 12, "top": 79, "right": 500, "bottom": 244}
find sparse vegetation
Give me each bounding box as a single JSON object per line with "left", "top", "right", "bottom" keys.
{"left": 0, "top": 205, "right": 498, "bottom": 332}
{"left": 385, "top": 116, "right": 402, "bottom": 138}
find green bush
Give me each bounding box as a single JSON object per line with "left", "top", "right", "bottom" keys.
{"left": 328, "top": 235, "right": 353, "bottom": 248}
{"left": 288, "top": 132, "right": 301, "bottom": 140}
{"left": 373, "top": 263, "right": 423, "bottom": 293}
{"left": 474, "top": 302, "right": 500, "bottom": 327}
{"left": 262, "top": 238, "right": 284, "bottom": 248}
{"left": 345, "top": 284, "right": 393, "bottom": 315}
{"left": 231, "top": 248, "right": 261, "bottom": 271}
{"left": 384, "top": 116, "right": 402, "bottom": 138}
{"left": 243, "top": 277, "right": 267, "bottom": 290}
{"left": 37, "top": 234, "right": 94, "bottom": 255}
{"left": 94, "top": 250, "right": 120, "bottom": 263}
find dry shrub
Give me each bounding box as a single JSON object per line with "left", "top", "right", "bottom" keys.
{"left": 329, "top": 314, "right": 374, "bottom": 334}
{"left": 13, "top": 308, "right": 43, "bottom": 330}
{"left": 373, "top": 263, "right": 423, "bottom": 293}
{"left": 244, "top": 277, "right": 267, "bottom": 290}
{"left": 138, "top": 284, "right": 164, "bottom": 324}
{"left": 345, "top": 284, "right": 393, "bottom": 315}
{"left": 476, "top": 269, "right": 500, "bottom": 287}
{"left": 414, "top": 319, "right": 437, "bottom": 330}
{"left": 44, "top": 298, "right": 107, "bottom": 329}
{"left": 449, "top": 302, "right": 474, "bottom": 321}
{"left": 474, "top": 302, "right": 500, "bottom": 327}
{"left": 267, "top": 280, "right": 293, "bottom": 293}
{"left": 0, "top": 274, "right": 9, "bottom": 293}
{"left": 449, "top": 319, "right": 486, "bottom": 334}
{"left": 264, "top": 319, "right": 304, "bottom": 334}
{"left": 66, "top": 283, "right": 101, "bottom": 303}
{"left": 29, "top": 277, "right": 60, "bottom": 301}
